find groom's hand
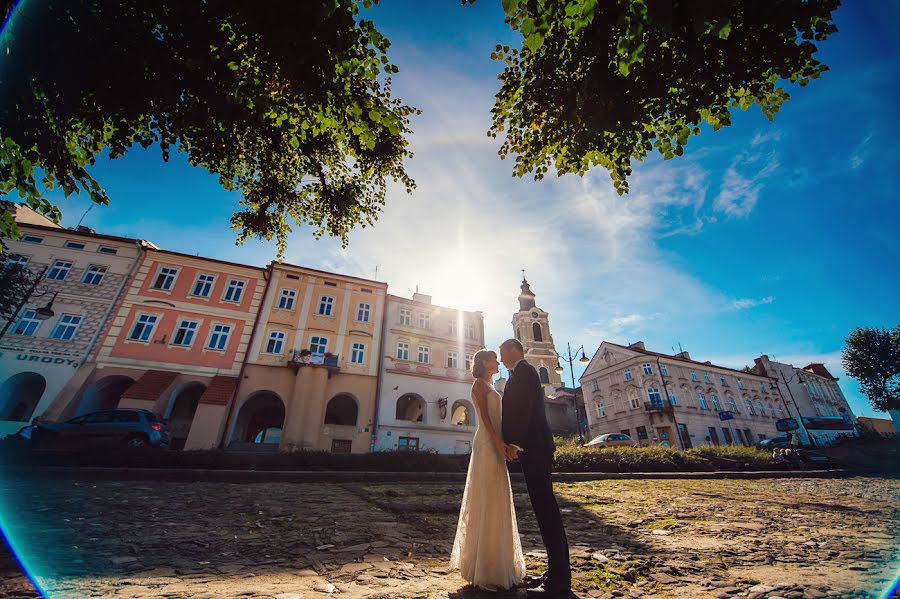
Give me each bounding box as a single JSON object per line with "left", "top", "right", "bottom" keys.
{"left": 505, "top": 444, "right": 524, "bottom": 461}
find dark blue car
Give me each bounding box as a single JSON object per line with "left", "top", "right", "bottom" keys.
{"left": 33, "top": 409, "right": 171, "bottom": 450}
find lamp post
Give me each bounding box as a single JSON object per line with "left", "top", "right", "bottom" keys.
{"left": 0, "top": 266, "right": 57, "bottom": 341}
{"left": 772, "top": 370, "right": 817, "bottom": 448}
{"left": 555, "top": 342, "right": 590, "bottom": 443}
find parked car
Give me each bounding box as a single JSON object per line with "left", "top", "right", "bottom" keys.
{"left": 757, "top": 436, "right": 810, "bottom": 450}
{"left": 33, "top": 409, "right": 171, "bottom": 450}
{"left": 584, "top": 433, "right": 639, "bottom": 448}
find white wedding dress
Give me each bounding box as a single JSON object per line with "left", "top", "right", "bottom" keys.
{"left": 449, "top": 382, "right": 526, "bottom": 590}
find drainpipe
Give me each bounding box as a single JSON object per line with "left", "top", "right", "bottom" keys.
{"left": 655, "top": 355, "right": 684, "bottom": 450}
{"left": 217, "top": 262, "right": 273, "bottom": 450}
{"left": 369, "top": 286, "right": 389, "bottom": 453}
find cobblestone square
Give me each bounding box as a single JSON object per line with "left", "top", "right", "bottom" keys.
{"left": 0, "top": 475, "right": 898, "bottom": 598}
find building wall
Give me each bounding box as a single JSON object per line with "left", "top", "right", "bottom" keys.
{"left": 0, "top": 221, "right": 146, "bottom": 435}
{"left": 231, "top": 264, "right": 387, "bottom": 453}
{"left": 581, "top": 342, "right": 781, "bottom": 448}
{"left": 857, "top": 417, "right": 896, "bottom": 435}
{"left": 373, "top": 293, "right": 484, "bottom": 454}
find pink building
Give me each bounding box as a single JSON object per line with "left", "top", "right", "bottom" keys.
{"left": 45, "top": 248, "right": 267, "bottom": 449}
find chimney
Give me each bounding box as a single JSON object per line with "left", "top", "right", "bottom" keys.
{"left": 412, "top": 292, "right": 432, "bottom": 304}
{"left": 628, "top": 341, "right": 645, "bottom": 350}
{"left": 676, "top": 351, "right": 691, "bottom": 360}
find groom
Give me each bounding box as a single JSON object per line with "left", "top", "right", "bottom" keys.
{"left": 499, "top": 339, "right": 571, "bottom": 598}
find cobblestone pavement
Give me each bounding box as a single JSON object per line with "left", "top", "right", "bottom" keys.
{"left": 0, "top": 475, "right": 898, "bottom": 598}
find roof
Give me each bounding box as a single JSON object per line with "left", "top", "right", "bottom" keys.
{"left": 603, "top": 342, "right": 775, "bottom": 380}
{"left": 13, "top": 221, "right": 157, "bottom": 247}
{"left": 801, "top": 363, "right": 838, "bottom": 380}
{"left": 146, "top": 246, "right": 265, "bottom": 272}
{"left": 387, "top": 293, "right": 482, "bottom": 315}
{"left": 275, "top": 261, "right": 387, "bottom": 288}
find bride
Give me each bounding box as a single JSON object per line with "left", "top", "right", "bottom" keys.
{"left": 449, "top": 349, "right": 526, "bottom": 591}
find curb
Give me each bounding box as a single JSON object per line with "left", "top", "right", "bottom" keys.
{"left": 0, "top": 466, "right": 855, "bottom": 484}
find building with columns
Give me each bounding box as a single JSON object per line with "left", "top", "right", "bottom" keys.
{"left": 43, "top": 248, "right": 266, "bottom": 450}
{"left": 0, "top": 205, "right": 153, "bottom": 437}
{"left": 581, "top": 341, "right": 781, "bottom": 448}
{"left": 373, "top": 292, "right": 484, "bottom": 454}
{"left": 230, "top": 263, "right": 387, "bottom": 453}
{"left": 751, "top": 355, "right": 856, "bottom": 446}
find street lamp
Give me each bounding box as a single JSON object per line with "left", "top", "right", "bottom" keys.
{"left": 0, "top": 264, "right": 58, "bottom": 341}
{"left": 771, "top": 370, "right": 817, "bottom": 448}
{"left": 555, "top": 342, "right": 590, "bottom": 443}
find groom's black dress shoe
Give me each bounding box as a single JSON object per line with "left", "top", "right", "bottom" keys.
{"left": 526, "top": 582, "right": 572, "bottom": 598}
{"left": 522, "top": 573, "right": 548, "bottom": 588}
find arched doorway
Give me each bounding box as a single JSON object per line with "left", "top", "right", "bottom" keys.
{"left": 75, "top": 375, "right": 135, "bottom": 417}
{"left": 532, "top": 322, "right": 543, "bottom": 342}
{"left": 395, "top": 393, "right": 425, "bottom": 422}
{"left": 0, "top": 372, "right": 46, "bottom": 422}
{"left": 166, "top": 383, "right": 206, "bottom": 450}
{"left": 450, "top": 400, "right": 475, "bottom": 427}
{"left": 230, "top": 392, "right": 285, "bottom": 449}
{"left": 324, "top": 393, "right": 358, "bottom": 426}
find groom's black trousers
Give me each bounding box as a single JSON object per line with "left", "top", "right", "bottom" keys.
{"left": 520, "top": 454, "right": 571, "bottom": 587}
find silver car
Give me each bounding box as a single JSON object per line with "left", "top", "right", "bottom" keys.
{"left": 584, "top": 433, "right": 639, "bottom": 448}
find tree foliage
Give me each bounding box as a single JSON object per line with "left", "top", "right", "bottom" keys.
{"left": 0, "top": 262, "right": 35, "bottom": 325}
{"left": 0, "top": 0, "right": 416, "bottom": 254}
{"left": 486, "top": 0, "right": 840, "bottom": 193}
{"left": 842, "top": 326, "right": 900, "bottom": 412}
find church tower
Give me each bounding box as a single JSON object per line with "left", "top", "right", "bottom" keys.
{"left": 511, "top": 274, "right": 561, "bottom": 396}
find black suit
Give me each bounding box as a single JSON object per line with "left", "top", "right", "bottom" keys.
{"left": 502, "top": 360, "right": 571, "bottom": 589}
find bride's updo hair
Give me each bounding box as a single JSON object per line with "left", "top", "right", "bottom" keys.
{"left": 471, "top": 349, "right": 496, "bottom": 378}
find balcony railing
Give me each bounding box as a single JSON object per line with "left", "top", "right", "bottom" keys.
{"left": 645, "top": 400, "right": 674, "bottom": 413}
{"left": 288, "top": 351, "right": 340, "bottom": 370}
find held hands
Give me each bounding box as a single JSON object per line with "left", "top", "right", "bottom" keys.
{"left": 501, "top": 443, "right": 524, "bottom": 462}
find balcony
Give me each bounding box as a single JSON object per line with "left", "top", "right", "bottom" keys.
{"left": 288, "top": 350, "right": 341, "bottom": 376}
{"left": 645, "top": 400, "right": 674, "bottom": 414}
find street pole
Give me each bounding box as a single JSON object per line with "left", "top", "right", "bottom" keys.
{"left": 779, "top": 370, "right": 817, "bottom": 448}
{"left": 557, "top": 342, "right": 588, "bottom": 444}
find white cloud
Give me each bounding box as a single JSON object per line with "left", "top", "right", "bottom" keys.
{"left": 713, "top": 151, "right": 780, "bottom": 217}
{"left": 849, "top": 132, "right": 874, "bottom": 170}
{"left": 731, "top": 296, "right": 775, "bottom": 310}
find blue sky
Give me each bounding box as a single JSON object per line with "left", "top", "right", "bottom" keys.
{"left": 44, "top": 1, "right": 900, "bottom": 418}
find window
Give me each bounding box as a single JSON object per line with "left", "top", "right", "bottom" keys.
{"left": 47, "top": 260, "right": 73, "bottom": 280}
{"left": 22, "top": 235, "right": 42, "bottom": 244}
{"left": 265, "top": 331, "right": 286, "bottom": 354}
{"left": 13, "top": 310, "right": 41, "bottom": 336}
{"left": 756, "top": 401, "right": 766, "bottom": 416}
{"left": 591, "top": 380, "right": 600, "bottom": 392}
{"left": 417, "top": 345, "right": 430, "bottom": 364}
{"left": 737, "top": 378, "right": 745, "bottom": 390}
{"left": 350, "top": 342, "right": 366, "bottom": 365}
{"left": 317, "top": 295, "right": 334, "bottom": 316}
{"left": 465, "top": 353, "right": 473, "bottom": 371}
{"left": 745, "top": 399, "right": 756, "bottom": 415}
{"left": 629, "top": 393, "right": 640, "bottom": 409}
{"left": 721, "top": 428, "right": 734, "bottom": 445}
{"left": 81, "top": 265, "right": 106, "bottom": 285}
{"left": 449, "top": 319, "right": 458, "bottom": 335}
{"left": 532, "top": 322, "right": 543, "bottom": 342}
{"left": 708, "top": 427, "right": 720, "bottom": 446}
{"left": 207, "top": 324, "right": 232, "bottom": 350}
{"left": 309, "top": 336, "right": 328, "bottom": 355}
{"left": 465, "top": 323, "right": 475, "bottom": 339}
{"left": 720, "top": 376, "right": 728, "bottom": 386}
{"left": 152, "top": 267, "right": 178, "bottom": 290}
{"left": 278, "top": 289, "right": 296, "bottom": 310}
{"left": 398, "top": 436, "right": 419, "bottom": 451}
{"left": 777, "top": 405, "right": 786, "bottom": 418}
{"left": 620, "top": 429, "right": 631, "bottom": 438}
{"left": 396, "top": 342, "right": 409, "bottom": 361}
{"left": 668, "top": 390, "right": 678, "bottom": 406}
{"left": 129, "top": 314, "right": 158, "bottom": 341}
{"left": 642, "top": 363, "right": 653, "bottom": 375}
{"left": 356, "top": 303, "right": 371, "bottom": 322}
{"left": 703, "top": 372, "right": 711, "bottom": 384}
{"left": 768, "top": 402, "right": 777, "bottom": 417}
{"left": 760, "top": 381, "right": 766, "bottom": 392}
{"left": 192, "top": 274, "right": 216, "bottom": 297}
{"left": 728, "top": 397, "right": 737, "bottom": 413}
{"left": 697, "top": 392, "right": 708, "bottom": 410}
{"left": 4, "top": 254, "right": 28, "bottom": 268}
{"left": 690, "top": 370, "right": 698, "bottom": 382}
{"left": 636, "top": 426, "right": 648, "bottom": 440}
{"left": 98, "top": 246, "right": 118, "bottom": 255}
{"left": 539, "top": 367, "right": 550, "bottom": 384}
{"left": 624, "top": 368, "right": 632, "bottom": 381}
{"left": 447, "top": 351, "right": 458, "bottom": 369}
{"left": 660, "top": 364, "right": 669, "bottom": 377}
{"left": 418, "top": 313, "right": 430, "bottom": 329}
{"left": 399, "top": 308, "right": 411, "bottom": 325}
{"left": 735, "top": 429, "right": 746, "bottom": 446}
{"left": 172, "top": 320, "right": 199, "bottom": 346}
{"left": 711, "top": 394, "right": 722, "bottom": 411}
{"left": 647, "top": 388, "right": 663, "bottom": 405}
{"left": 64, "top": 241, "right": 85, "bottom": 250}
{"left": 323, "top": 281, "right": 337, "bottom": 287}
{"left": 223, "top": 279, "right": 245, "bottom": 302}
{"left": 597, "top": 401, "right": 605, "bottom": 418}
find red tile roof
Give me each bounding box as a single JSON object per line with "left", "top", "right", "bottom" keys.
{"left": 802, "top": 363, "right": 837, "bottom": 380}
{"left": 199, "top": 376, "right": 239, "bottom": 406}
{"left": 123, "top": 370, "right": 178, "bottom": 401}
